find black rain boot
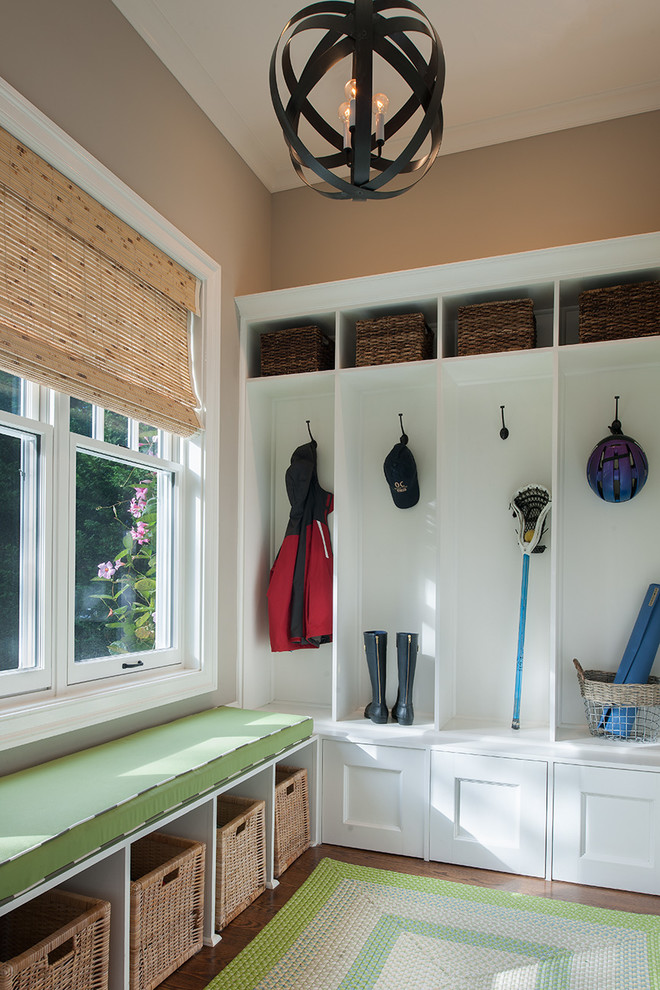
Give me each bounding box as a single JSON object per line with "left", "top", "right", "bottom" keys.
{"left": 391, "top": 632, "right": 419, "bottom": 726}
{"left": 363, "top": 630, "right": 388, "bottom": 724}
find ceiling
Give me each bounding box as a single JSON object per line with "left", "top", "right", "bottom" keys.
{"left": 111, "top": 0, "right": 660, "bottom": 194}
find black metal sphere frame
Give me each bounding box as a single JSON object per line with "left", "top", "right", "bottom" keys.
{"left": 270, "top": 0, "right": 445, "bottom": 200}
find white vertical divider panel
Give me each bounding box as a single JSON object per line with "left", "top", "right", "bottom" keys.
{"left": 334, "top": 357, "right": 362, "bottom": 720}
{"left": 434, "top": 296, "right": 447, "bottom": 733}
{"left": 549, "top": 280, "right": 562, "bottom": 741}
{"left": 63, "top": 848, "right": 129, "bottom": 990}
{"left": 240, "top": 381, "right": 278, "bottom": 710}
{"left": 438, "top": 351, "right": 459, "bottom": 730}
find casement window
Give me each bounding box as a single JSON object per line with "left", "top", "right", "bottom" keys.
{"left": 0, "top": 374, "right": 188, "bottom": 690}
{"left": 0, "top": 84, "right": 220, "bottom": 745}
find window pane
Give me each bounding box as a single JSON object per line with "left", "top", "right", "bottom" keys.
{"left": 0, "top": 428, "right": 38, "bottom": 672}
{"left": 75, "top": 451, "right": 172, "bottom": 661}
{"left": 104, "top": 410, "right": 129, "bottom": 448}
{"left": 138, "top": 423, "right": 160, "bottom": 457}
{"left": 0, "top": 371, "right": 21, "bottom": 416}
{"left": 70, "top": 397, "right": 93, "bottom": 437}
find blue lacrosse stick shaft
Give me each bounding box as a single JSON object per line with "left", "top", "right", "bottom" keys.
{"left": 512, "top": 552, "right": 530, "bottom": 730}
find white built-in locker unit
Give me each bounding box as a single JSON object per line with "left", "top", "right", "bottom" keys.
{"left": 236, "top": 232, "right": 660, "bottom": 893}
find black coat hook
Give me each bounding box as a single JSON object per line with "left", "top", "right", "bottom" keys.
{"left": 306, "top": 420, "right": 317, "bottom": 447}
{"left": 398, "top": 412, "right": 409, "bottom": 444}
{"left": 499, "top": 405, "right": 509, "bottom": 440}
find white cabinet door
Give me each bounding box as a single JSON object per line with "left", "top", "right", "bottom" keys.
{"left": 322, "top": 740, "right": 426, "bottom": 856}
{"left": 430, "top": 751, "right": 548, "bottom": 877}
{"left": 553, "top": 762, "right": 660, "bottom": 894}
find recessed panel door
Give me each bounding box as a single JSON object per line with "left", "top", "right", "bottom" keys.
{"left": 553, "top": 762, "right": 660, "bottom": 894}
{"left": 430, "top": 751, "right": 548, "bottom": 876}
{"left": 322, "top": 740, "right": 426, "bottom": 856}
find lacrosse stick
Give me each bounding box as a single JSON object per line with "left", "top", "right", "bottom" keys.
{"left": 510, "top": 484, "right": 551, "bottom": 730}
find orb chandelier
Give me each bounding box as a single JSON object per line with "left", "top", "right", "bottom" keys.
{"left": 270, "top": 0, "right": 445, "bottom": 200}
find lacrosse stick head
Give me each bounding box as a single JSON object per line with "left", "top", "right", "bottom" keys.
{"left": 510, "top": 485, "right": 551, "bottom": 554}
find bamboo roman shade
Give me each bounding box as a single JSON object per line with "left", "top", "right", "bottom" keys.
{"left": 0, "top": 125, "right": 202, "bottom": 436}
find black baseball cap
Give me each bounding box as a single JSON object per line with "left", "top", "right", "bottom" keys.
{"left": 384, "top": 440, "right": 419, "bottom": 508}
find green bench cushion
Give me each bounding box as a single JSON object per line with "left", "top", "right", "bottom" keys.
{"left": 0, "top": 706, "right": 312, "bottom": 904}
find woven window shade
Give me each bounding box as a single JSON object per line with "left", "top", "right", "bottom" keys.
{"left": 0, "top": 126, "right": 202, "bottom": 436}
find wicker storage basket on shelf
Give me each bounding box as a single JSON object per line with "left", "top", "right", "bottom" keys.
{"left": 0, "top": 888, "right": 110, "bottom": 990}
{"left": 578, "top": 280, "right": 660, "bottom": 343}
{"left": 260, "top": 325, "right": 334, "bottom": 377}
{"left": 355, "top": 312, "right": 433, "bottom": 366}
{"left": 129, "top": 832, "right": 205, "bottom": 990}
{"left": 274, "top": 765, "right": 311, "bottom": 878}
{"left": 573, "top": 659, "right": 660, "bottom": 742}
{"left": 457, "top": 298, "right": 536, "bottom": 356}
{"left": 215, "top": 795, "right": 267, "bottom": 931}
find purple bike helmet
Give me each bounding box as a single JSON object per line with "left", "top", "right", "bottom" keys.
{"left": 586, "top": 397, "right": 648, "bottom": 503}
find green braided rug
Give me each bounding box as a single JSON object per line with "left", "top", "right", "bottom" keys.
{"left": 206, "top": 858, "right": 660, "bottom": 989}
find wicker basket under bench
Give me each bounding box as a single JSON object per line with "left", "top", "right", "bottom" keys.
{"left": 0, "top": 889, "right": 110, "bottom": 990}
{"left": 130, "top": 832, "right": 205, "bottom": 990}
{"left": 274, "top": 765, "right": 311, "bottom": 877}
{"left": 215, "top": 795, "right": 267, "bottom": 931}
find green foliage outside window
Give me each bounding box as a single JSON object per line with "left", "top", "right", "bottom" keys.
{"left": 76, "top": 456, "right": 162, "bottom": 660}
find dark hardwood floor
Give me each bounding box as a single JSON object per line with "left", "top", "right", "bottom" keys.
{"left": 160, "top": 843, "right": 660, "bottom": 989}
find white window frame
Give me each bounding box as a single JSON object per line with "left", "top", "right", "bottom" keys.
{"left": 0, "top": 77, "right": 221, "bottom": 750}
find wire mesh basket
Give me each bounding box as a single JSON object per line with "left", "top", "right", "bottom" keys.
{"left": 573, "top": 659, "right": 660, "bottom": 742}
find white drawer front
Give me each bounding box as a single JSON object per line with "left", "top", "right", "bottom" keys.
{"left": 322, "top": 739, "right": 426, "bottom": 856}
{"left": 553, "top": 762, "right": 660, "bottom": 894}
{"left": 430, "top": 751, "right": 548, "bottom": 877}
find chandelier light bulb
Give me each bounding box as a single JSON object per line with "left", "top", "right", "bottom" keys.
{"left": 344, "top": 78, "right": 357, "bottom": 129}
{"left": 338, "top": 101, "right": 351, "bottom": 150}
{"left": 372, "top": 92, "right": 389, "bottom": 145}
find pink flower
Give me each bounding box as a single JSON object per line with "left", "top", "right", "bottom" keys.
{"left": 98, "top": 560, "right": 116, "bottom": 579}
{"left": 114, "top": 560, "right": 124, "bottom": 569}
{"left": 131, "top": 521, "right": 150, "bottom": 545}
{"left": 128, "top": 485, "right": 150, "bottom": 518}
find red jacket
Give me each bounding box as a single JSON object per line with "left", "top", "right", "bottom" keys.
{"left": 267, "top": 442, "right": 334, "bottom": 651}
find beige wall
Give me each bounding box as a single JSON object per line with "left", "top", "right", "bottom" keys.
{"left": 0, "top": 0, "right": 272, "bottom": 767}
{"left": 271, "top": 111, "right": 660, "bottom": 289}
